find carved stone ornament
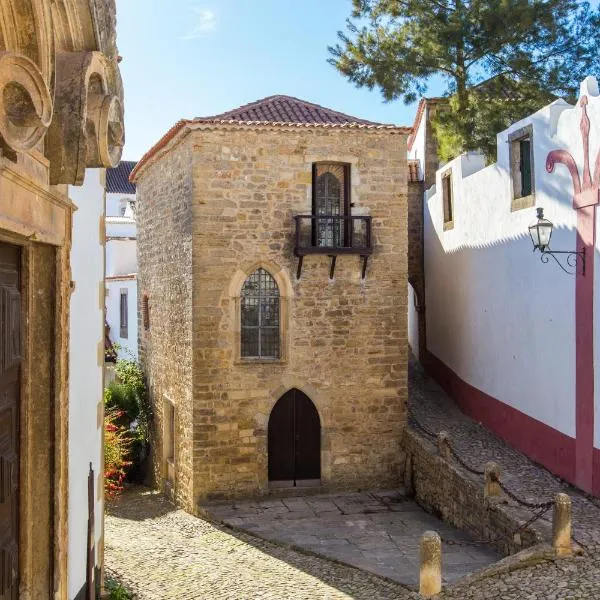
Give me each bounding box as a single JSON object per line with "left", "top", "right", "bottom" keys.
{"left": 46, "top": 50, "right": 124, "bottom": 185}
{"left": 0, "top": 52, "right": 53, "bottom": 152}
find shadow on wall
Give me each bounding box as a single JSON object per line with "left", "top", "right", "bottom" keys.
{"left": 423, "top": 194, "right": 583, "bottom": 484}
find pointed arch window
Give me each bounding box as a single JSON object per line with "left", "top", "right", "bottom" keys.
{"left": 313, "top": 163, "right": 350, "bottom": 247}
{"left": 241, "top": 268, "right": 280, "bottom": 359}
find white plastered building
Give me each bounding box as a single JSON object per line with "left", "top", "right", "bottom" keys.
{"left": 105, "top": 161, "right": 138, "bottom": 360}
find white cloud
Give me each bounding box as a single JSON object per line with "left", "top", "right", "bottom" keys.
{"left": 180, "top": 7, "right": 216, "bottom": 40}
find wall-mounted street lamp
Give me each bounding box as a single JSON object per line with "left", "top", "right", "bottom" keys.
{"left": 528, "top": 207, "right": 586, "bottom": 275}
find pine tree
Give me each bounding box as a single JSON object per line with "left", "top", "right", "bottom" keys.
{"left": 329, "top": 0, "right": 600, "bottom": 158}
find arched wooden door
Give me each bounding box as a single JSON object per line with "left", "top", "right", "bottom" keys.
{"left": 268, "top": 389, "right": 320, "bottom": 484}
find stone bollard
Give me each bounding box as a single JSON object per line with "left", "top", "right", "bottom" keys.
{"left": 437, "top": 431, "right": 452, "bottom": 461}
{"left": 484, "top": 462, "right": 501, "bottom": 499}
{"left": 420, "top": 530, "right": 442, "bottom": 597}
{"left": 552, "top": 493, "right": 572, "bottom": 557}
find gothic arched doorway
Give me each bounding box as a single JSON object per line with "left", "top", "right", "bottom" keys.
{"left": 268, "top": 389, "right": 320, "bottom": 484}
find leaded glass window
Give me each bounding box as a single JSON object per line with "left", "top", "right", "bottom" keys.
{"left": 314, "top": 163, "right": 349, "bottom": 247}
{"left": 241, "top": 269, "right": 280, "bottom": 359}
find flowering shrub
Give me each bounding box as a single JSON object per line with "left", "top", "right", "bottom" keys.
{"left": 104, "top": 408, "right": 132, "bottom": 498}
{"left": 104, "top": 355, "right": 151, "bottom": 484}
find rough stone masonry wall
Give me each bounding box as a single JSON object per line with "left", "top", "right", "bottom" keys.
{"left": 190, "top": 125, "right": 408, "bottom": 503}
{"left": 137, "top": 138, "right": 195, "bottom": 510}
{"left": 404, "top": 430, "right": 547, "bottom": 556}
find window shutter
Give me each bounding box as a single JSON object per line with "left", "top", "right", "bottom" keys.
{"left": 520, "top": 139, "right": 532, "bottom": 197}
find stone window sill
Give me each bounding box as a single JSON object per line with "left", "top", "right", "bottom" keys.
{"left": 511, "top": 193, "right": 535, "bottom": 212}
{"left": 234, "top": 358, "right": 288, "bottom": 366}
{"left": 443, "top": 220, "right": 454, "bottom": 231}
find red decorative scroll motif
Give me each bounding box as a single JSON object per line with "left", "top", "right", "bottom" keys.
{"left": 546, "top": 96, "right": 600, "bottom": 210}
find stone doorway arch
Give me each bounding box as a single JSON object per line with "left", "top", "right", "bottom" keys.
{"left": 268, "top": 389, "right": 320, "bottom": 485}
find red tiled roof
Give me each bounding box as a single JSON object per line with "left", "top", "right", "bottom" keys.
{"left": 198, "top": 95, "right": 385, "bottom": 126}
{"left": 130, "top": 96, "right": 410, "bottom": 182}
{"left": 408, "top": 159, "right": 422, "bottom": 183}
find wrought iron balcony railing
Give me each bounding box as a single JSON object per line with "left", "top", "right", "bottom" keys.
{"left": 293, "top": 215, "right": 373, "bottom": 278}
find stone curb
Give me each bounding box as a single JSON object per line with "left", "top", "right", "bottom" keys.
{"left": 446, "top": 542, "right": 585, "bottom": 590}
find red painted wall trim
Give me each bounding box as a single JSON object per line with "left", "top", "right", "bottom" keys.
{"left": 423, "top": 350, "right": 577, "bottom": 484}
{"left": 575, "top": 206, "right": 595, "bottom": 492}
{"left": 594, "top": 447, "right": 600, "bottom": 497}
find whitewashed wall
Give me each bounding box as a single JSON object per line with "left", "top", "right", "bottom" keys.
{"left": 408, "top": 283, "right": 420, "bottom": 360}
{"left": 425, "top": 100, "right": 579, "bottom": 439}
{"left": 68, "top": 169, "right": 105, "bottom": 598}
{"left": 106, "top": 278, "right": 138, "bottom": 359}
{"left": 106, "top": 233, "right": 136, "bottom": 277}
{"left": 408, "top": 106, "right": 427, "bottom": 168}
{"left": 105, "top": 197, "right": 137, "bottom": 360}
{"left": 107, "top": 191, "right": 136, "bottom": 217}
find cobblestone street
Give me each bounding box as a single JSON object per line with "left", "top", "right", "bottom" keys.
{"left": 105, "top": 362, "right": 600, "bottom": 599}
{"left": 105, "top": 489, "right": 417, "bottom": 600}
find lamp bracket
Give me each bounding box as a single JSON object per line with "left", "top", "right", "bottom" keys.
{"left": 539, "top": 247, "right": 586, "bottom": 276}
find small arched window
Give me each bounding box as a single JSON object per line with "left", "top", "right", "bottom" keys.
{"left": 241, "top": 268, "right": 280, "bottom": 359}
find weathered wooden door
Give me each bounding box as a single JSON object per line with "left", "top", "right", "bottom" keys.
{"left": 0, "top": 243, "right": 20, "bottom": 599}
{"left": 268, "top": 389, "right": 320, "bottom": 483}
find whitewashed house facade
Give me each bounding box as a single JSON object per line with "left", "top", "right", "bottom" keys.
{"left": 106, "top": 161, "right": 138, "bottom": 360}
{"left": 68, "top": 169, "right": 108, "bottom": 598}
{"left": 413, "top": 76, "right": 600, "bottom": 496}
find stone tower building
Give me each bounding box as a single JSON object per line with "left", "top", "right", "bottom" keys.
{"left": 132, "top": 96, "right": 410, "bottom": 510}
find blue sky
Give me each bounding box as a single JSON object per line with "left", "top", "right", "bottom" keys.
{"left": 116, "top": 1, "right": 447, "bottom": 160}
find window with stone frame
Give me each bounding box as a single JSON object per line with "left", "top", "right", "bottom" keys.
{"left": 509, "top": 124, "right": 535, "bottom": 210}
{"left": 240, "top": 269, "right": 280, "bottom": 359}
{"left": 313, "top": 163, "right": 350, "bottom": 248}
{"left": 442, "top": 171, "right": 454, "bottom": 230}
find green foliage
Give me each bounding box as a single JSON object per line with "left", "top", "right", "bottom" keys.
{"left": 114, "top": 357, "right": 151, "bottom": 439}
{"left": 105, "top": 577, "right": 133, "bottom": 600}
{"left": 104, "top": 356, "right": 151, "bottom": 484}
{"left": 104, "top": 407, "right": 132, "bottom": 498}
{"left": 330, "top": 0, "right": 600, "bottom": 157}
{"left": 105, "top": 381, "right": 139, "bottom": 422}
{"left": 433, "top": 79, "right": 556, "bottom": 162}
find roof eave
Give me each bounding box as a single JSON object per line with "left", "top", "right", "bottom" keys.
{"left": 131, "top": 119, "right": 410, "bottom": 183}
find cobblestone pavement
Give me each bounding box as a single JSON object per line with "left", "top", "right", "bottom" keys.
{"left": 105, "top": 361, "right": 600, "bottom": 599}
{"left": 105, "top": 488, "right": 419, "bottom": 600}
{"left": 204, "top": 489, "right": 500, "bottom": 586}
{"left": 409, "top": 358, "right": 600, "bottom": 552}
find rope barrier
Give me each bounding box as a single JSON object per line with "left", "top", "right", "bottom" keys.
{"left": 490, "top": 473, "right": 553, "bottom": 510}
{"left": 409, "top": 410, "right": 554, "bottom": 510}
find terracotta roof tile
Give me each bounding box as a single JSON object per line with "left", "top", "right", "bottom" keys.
{"left": 130, "top": 97, "right": 410, "bottom": 182}
{"left": 199, "top": 95, "right": 385, "bottom": 126}
{"left": 107, "top": 160, "right": 137, "bottom": 194}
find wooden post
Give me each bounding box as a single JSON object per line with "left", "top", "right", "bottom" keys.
{"left": 552, "top": 493, "right": 572, "bottom": 557}
{"left": 419, "top": 530, "right": 442, "bottom": 597}
{"left": 484, "top": 462, "right": 501, "bottom": 498}
{"left": 87, "top": 463, "right": 96, "bottom": 599}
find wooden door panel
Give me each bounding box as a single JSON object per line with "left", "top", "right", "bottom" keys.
{"left": 268, "top": 391, "right": 294, "bottom": 481}
{"left": 0, "top": 243, "right": 20, "bottom": 600}
{"left": 293, "top": 392, "right": 320, "bottom": 480}
{"left": 268, "top": 389, "right": 320, "bottom": 483}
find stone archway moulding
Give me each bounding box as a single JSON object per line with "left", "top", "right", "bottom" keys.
{"left": 0, "top": 0, "right": 124, "bottom": 184}
{"left": 228, "top": 260, "right": 294, "bottom": 363}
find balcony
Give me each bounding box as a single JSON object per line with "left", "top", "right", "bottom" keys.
{"left": 293, "top": 215, "right": 373, "bottom": 278}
